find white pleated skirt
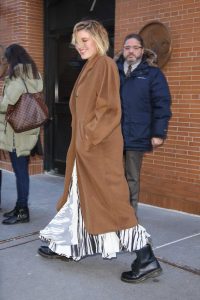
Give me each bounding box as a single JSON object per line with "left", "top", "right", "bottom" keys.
{"left": 39, "top": 161, "right": 149, "bottom": 261}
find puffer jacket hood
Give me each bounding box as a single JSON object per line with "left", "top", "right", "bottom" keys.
{"left": 114, "top": 48, "right": 158, "bottom": 67}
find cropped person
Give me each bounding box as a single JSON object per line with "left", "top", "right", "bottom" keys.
{"left": 0, "top": 44, "right": 43, "bottom": 224}
{"left": 0, "top": 45, "right": 8, "bottom": 79}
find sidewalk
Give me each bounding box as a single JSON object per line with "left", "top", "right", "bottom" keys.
{"left": 0, "top": 171, "right": 199, "bottom": 300}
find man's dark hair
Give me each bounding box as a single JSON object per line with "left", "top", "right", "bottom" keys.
{"left": 5, "top": 44, "right": 39, "bottom": 79}
{"left": 123, "top": 33, "right": 144, "bottom": 48}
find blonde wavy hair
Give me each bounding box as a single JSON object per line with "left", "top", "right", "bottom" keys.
{"left": 71, "top": 20, "right": 109, "bottom": 55}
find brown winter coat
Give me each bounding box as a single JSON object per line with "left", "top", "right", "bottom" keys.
{"left": 56, "top": 54, "right": 137, "bottom": 234}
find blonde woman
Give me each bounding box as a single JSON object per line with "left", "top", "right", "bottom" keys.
{"left": 38, "top": 20, "right": 162, "bottom": 283}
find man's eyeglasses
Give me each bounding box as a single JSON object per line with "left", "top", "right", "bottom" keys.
{"left": 123, "top": 46, "right": 143, "bottom": 51}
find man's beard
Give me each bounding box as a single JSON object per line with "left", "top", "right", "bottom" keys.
{"left": 126, "top": 56, "right": 141, "bottom": 65}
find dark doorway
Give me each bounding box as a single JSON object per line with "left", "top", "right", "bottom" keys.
{"left": 44, "top": 0, "right": 115, "bottom": 174}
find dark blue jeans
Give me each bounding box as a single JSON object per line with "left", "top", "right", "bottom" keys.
{"left": 9, "top": 151, "right": 30, "bottom": 208}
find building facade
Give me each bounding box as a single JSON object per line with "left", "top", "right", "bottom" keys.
{"left": 0, "top": 0, "right": 200, "bottom": 214}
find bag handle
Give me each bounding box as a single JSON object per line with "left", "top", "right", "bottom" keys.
{"left": 21, "top": 75, "right": 41, "bottom": 93}
{"left": 21, "top": 78, "right": 29, "bottom": 93}
{"left": 2, "top": 85, "right": 5, "bottom": 96}
{"left": 2, "top": 78, "right": 30, "bottom": 96}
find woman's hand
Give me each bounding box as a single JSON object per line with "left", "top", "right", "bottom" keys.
{"left": 0, "top": 62, "right": 8, "bottom": 79}
{"left": 0, "top": 47, "right": 8, "bottom": 79}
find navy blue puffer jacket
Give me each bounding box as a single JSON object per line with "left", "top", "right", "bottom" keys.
{"left": 116, "top": 56, "right": 172, "bottom": 152}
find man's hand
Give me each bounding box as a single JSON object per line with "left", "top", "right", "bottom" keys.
{"left": 151, "top": 137, "right": 164, "bottom": 148}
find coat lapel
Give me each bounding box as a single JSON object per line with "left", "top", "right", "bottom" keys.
{"left": 70, "top": 54, "right": 101, "bottom": 112}
{"left": 74, "top": 54, "right": 100, "bottom": 94}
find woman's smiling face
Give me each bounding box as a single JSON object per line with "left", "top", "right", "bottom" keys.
{"left": 75, "top": 29, "right": 98, "bottom": 60}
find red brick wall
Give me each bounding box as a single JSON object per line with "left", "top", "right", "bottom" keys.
{"left": 115, "top": 0, "right": 200, "bottom": 214}
{"left": 1, "top": 0, "right": 199, "bottom": 213}
{"left": 0, "top": 0, "right": 44, "bottom": 174}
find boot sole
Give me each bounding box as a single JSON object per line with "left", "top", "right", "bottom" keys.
{"left": 3, "top": 214, "right": 15, "bottom": 218}
{"left": 2, "top": 219, "right": 29, "bottom": 225}
{"left": 37, "top": 249, "right": 71, "bottom": 261}
{"left": 121, "top": 268, "right": 162, "bottom": 283}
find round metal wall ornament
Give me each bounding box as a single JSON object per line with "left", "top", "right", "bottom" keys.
{"left": 139, "top": 21, "right": 172, "bottom": 68}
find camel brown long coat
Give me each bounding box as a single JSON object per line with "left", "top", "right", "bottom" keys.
{"left": 57, "top": 54, "right": 137, "bottom": 234}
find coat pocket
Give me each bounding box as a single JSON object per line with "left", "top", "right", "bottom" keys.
{"left": 77, "top": 121, "right": 93, "bottom": 152}
{"left": 125, "top": 113, "right": 151, "bottom": 139}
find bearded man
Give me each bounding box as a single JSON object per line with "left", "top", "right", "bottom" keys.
{"left": 116, "top": 33, "right": 172, "bottom": 216}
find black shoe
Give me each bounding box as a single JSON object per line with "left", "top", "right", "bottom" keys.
{"left": 38, "top": 246, "right": 70, "bottom": 261}
{"left": 2, "top": 208, "right": 29, "bottom": 225}
{"left": 121, "top": 244, "right": 162, "bottom": 283}
{"left": 3, "top": 206, "right": 19, "bottom": 218}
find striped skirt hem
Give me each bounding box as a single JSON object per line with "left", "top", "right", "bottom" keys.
{"left": 39, "top": 161, "right": 149, "bottom": 261}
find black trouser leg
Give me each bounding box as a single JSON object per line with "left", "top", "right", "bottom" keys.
{"left": 124, "top": 151, "right": 144, "bottom": 214}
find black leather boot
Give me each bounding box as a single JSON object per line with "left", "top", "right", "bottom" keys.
{"left": 2, "top": 207, "right": 29, "bottom": 224}
{"left": 3, "top": 206, "right": 19, "bottom": 218}
{"left": 38, "top": 246, "right": 71, "bottom": 261}
{"left": 121, "top": 244, "right": 162, "bottom": 283}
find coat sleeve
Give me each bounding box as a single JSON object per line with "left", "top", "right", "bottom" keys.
{"left": 150, "top": 68, "right": 172, "bottom": 138}
{"left": 84, "top": 58, "right": 121, "bottom": 146}
{"left": 0, "top": 78, "right": 24, "bottom": 112}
